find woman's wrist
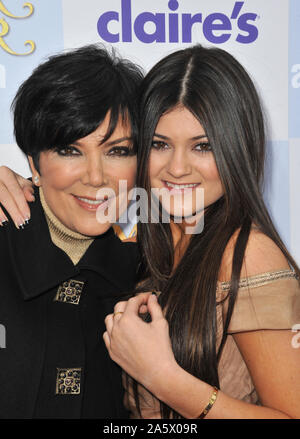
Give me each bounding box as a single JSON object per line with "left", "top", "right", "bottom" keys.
{"left": 144, "top": 358, "right": 182, "bottom": 400}
{"left": 146, "top": 361, "right": 217, "bottom": 419}
{"left": 147, "top": 360, "right": 192, "bottom": 413}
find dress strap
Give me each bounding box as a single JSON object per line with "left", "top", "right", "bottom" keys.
{"left": 218, "top": 269, "right": 297, "bottom": 293}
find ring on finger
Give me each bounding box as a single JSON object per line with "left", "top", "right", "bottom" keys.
{"left": 113, "top": 311, "right": 124, "bottom": 318}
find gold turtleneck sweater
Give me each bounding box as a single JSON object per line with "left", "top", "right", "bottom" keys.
{"left": 39, "top": 187, "right": 94, "bottom": 265}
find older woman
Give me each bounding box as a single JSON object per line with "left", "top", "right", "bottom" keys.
{"left": 0, "top": 45, "right": 143, "bottom": 418}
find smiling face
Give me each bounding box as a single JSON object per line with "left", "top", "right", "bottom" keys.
{"left": 29, "top": 112, "right": 137, "bottom": 236}
{"left": 149, "top": 106, "right": 224, "bottom": 220}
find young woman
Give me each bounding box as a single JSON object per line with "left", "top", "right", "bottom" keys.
{"left": 103, "top": 45, "right": 300, "bottom": 419}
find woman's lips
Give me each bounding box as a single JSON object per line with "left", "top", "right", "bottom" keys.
{"left": 72, "top": 194, "right": 110, "bottom": 211}
{"left": 163, "top": 181, "right": 200, "bottom": 194}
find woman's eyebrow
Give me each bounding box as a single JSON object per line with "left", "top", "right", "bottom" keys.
{"left": 153, "top": 133, "right": 169, "bottom": 140}
{"left": 190, "top": 135, "right": 208, "bottom": 140}
{"left": 154, "top": 133, "right": 208, "bottom": 140}
{"left": 73, "top": 136, "right": 133, "bottom": 147}
{"left": 104, "top": 136, "right": 133, "bottom": 146}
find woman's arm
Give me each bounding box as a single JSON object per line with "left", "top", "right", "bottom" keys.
{"left": 104, "top": 294, "right": 300, "bottom": 419}
{"left": 103, "top": 231, "right": 300, "bottom": 419}
{"left": 151, "top": 324, "right": 300, "bottom": 419}
{"left": 0, "top": 166, "right": 34, "bottom": 227}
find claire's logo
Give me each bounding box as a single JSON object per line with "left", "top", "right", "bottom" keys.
{"left": 97, "top": 0, "right": 258, "bottom": 44}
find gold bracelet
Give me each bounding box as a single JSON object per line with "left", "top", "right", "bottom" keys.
{"left": 197, "top": 386, "right": 219, "bottom": 419}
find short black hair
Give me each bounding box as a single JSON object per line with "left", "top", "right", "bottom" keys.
{"left": 12, "top": 44, "right": 144, "bottom": 171}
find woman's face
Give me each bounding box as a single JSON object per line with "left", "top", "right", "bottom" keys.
{"left": 29, "top": 112, "right": 137, "bottom": 236}
{"left": 149, "top": 106, "right": 223, "bottom": 220}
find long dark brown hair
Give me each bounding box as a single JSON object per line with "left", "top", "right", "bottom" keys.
{"left": 133, "top": 44, "right": 300, "bottom": 418}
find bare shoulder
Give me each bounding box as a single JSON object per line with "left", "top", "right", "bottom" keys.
{"left": 218, "top": 227, "right": 290, "bottom": 282}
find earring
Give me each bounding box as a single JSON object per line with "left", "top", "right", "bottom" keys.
{"left": 33, "top": 175, "right": 39, "bottom": 184}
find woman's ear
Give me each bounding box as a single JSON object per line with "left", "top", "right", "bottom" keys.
{"left": 28, "top": 156, "right": 41, "bottom": 187}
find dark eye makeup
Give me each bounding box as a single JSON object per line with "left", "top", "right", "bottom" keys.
{"left": 151, "top": 140, "right": 212, "bottom": 153}
{"left": 54, "top": 145, "right": 136, "bottom": 157}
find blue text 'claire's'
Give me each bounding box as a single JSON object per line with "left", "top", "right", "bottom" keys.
{"left": 97, "top": 0, "right": 259, "bottom": 44}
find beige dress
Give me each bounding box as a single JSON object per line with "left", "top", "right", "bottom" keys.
{"left": 123, "top": 269, "right": 300, "bottom": 418}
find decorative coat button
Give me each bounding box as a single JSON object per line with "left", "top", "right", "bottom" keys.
{"left": 56, "top": 368, "right": 82, "bottom": 395}
{"left": 54, "top": 279, "right": 85, "bottom": 305}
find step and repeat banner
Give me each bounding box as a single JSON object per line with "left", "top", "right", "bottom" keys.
{"left": 0, "top": 0, "right": 299, "bottom": 261}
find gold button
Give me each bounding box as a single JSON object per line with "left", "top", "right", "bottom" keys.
{"left": 55, "top": 368, "right": 82, "bottom": 395}
{"left": 54, "top": 279, "right": 85, "bottom": 305}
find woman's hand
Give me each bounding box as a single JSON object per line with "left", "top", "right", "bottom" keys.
{"left": 103, "top": 293, "right": 178, "bottom": 393}
{"left": 0, "top": 166, "right": 34, "bottom": 227}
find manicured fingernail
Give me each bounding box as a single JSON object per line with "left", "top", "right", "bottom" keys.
{"left": 18, "top": 221, "right": 29, "bottom": 230}
{"left": 1, "top": 220, "right": 9, "bottom": 226}
{"left": 24, "top": 218, "right": 30, "bottom": 225}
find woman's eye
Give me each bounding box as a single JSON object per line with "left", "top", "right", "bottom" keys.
{"left": 151, "top": 141, "right": 168, "bottom": 150}
{"left": 107, "top": 146, "right": 135, "bottom": 157}
{"left": 194, "top": 142, "right": 212, "bottom": 153}
{"left": 56, "top": 146, "right": 80, "bottom": 156}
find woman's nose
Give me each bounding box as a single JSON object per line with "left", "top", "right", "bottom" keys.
{"left": 81, "top": 156, "right": 107, "bottom": 187}
{"left": 166, "top": 149, "right": 192, "bottom": 178}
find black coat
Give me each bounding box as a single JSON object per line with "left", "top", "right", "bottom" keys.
{"left": 0, "top": 189, "right": 139, "bottom": 418}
